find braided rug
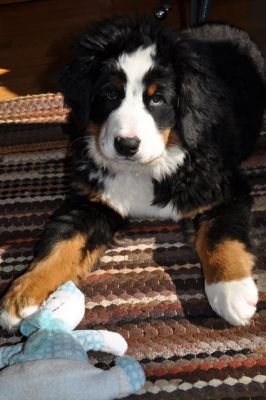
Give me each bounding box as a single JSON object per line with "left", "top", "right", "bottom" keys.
{"left": 0, "top": 94, "right": 265, "bottom": 399}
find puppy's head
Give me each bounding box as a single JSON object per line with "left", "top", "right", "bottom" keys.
{"left": 60, "top": 17, "right": 223, "bottom": 167}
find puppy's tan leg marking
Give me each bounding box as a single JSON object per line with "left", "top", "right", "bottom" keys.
{"left": 196, "top": 221, "right": 258, "bottom": 326}
{"left": 196, "top": 221, "right": 255, "bottom": 283}
{"left": 0, "top": 234, "right": 105, "bottom": 330}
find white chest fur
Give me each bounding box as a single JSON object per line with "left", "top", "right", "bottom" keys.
{"left": 101, "top": 170, "right": 180, "bottom": 221}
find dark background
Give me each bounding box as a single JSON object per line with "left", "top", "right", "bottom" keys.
{"left": 0, "top": 0, "right": 265, "bottom": 101}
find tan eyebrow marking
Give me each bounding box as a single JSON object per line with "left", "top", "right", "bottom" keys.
{"left": 147, "top": 82, "right": 158, "bottom": 96}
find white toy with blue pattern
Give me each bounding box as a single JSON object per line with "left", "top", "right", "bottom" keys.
{"left": 0, "top": 282, "right": 145, "bottom": 400}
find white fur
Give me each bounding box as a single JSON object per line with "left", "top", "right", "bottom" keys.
{"left": 101, "top": 168, "right": 181, "bottom": 220}
{"left": 20, "top": 305, "right": 39, "bottom": 318}
{"left": 0, "top": 309, "right": 21, "bottom": 331}
{"left": 0, "top": 305, "right": 39, "bottom": 331}
{"left": 205, "top": 277, "right": 258, "bottom": 326}
{"left": 99, "top": 103, "right": 166, "bottom": 164}
{"left": 98, "top": 45, "right": 185, "bottom": 166}
{"left": 87, "top": 135, "right": 184, "bottom": 220}
{"left": 88, "top": 136, "right": 185, "bottom": 181}
{"left": 118, "top": 45, "right": 156, "bottom": 87}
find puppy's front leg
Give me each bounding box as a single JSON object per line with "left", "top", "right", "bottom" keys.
{"left": 195, "top": 200, "right": 258, "bottom": 326}
{"left": 0, "top": 200, "right": 123, "bottom": 330}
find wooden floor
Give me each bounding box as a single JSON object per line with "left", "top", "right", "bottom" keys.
{"left": 0, "top": 0, "right": 265, "bottom": 101}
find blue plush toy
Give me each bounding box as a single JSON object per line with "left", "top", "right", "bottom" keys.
{"left": 0, "top": 282, "right": 145, "bottom": 400}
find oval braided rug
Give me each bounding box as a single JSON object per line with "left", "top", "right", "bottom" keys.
{"left": 0, "top": 94, "right": 265, "bottom": 399}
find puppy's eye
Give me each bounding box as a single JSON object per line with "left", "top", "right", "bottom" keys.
{"left": 149, "top": 94, "right": 164, "bottom": 107}
{"left": 106, "top": 88, "right": 118, "bottom": 101}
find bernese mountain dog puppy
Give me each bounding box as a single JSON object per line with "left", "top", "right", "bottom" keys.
{"left": 0, "top": 17, "right": 265, "bottom": 330}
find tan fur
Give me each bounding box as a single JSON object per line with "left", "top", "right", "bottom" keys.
{"left": 2, "top": 234, "right": 105, "bottom": 318}
{"left": 196, "top": 221, "right": 255, "bottom": 284}
{"left": 161, "top": 128, "right": 180, "bottom": 147}
{"left": 74, "top": 181, "right": 104, "bottom": 202}
{"left": 87, "top": 122, "right": 102, "bottom": 137}
{"left": 86, "top": 122, "right": 114, "bottom": 167}
{"left": 147, "top": 83, "right": 157, "bottom": 96}
{"left": 73, "top": 182, "right": 121, "bottom": 216}
{"left": 182, "top": 204, "right": 214, "bottom": 219}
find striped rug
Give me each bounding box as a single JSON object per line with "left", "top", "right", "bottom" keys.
{"left": 0, "top": 94, "right": 265, "bottom": 399}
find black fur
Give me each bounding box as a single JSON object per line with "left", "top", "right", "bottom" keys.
{"left": 34, "top": 199, "right": 125, "bottom": 262}
{"left": 47, "top": 17, "right": 266, "bottom": 276}
{"left": 143, "top": 65, "right": 176, "bottom": 129}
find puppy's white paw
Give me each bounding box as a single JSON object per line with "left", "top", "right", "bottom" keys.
{"left": 205, "top": 277, "right": 258, "bottom": 326}
{"left": 0, "top": 272, "right": 52, "bottom": 331}
{"left": 0, "top": 308, "right": 21, "bottom": 331}
{"left": 0, "top": 305, "right": 39, "bottom": 331}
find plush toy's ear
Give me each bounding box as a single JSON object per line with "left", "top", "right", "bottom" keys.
{"left": 20, "top": 310, "right": 52, "bottom": 336}
{"left": 20, "top": 310, "right": 71, "bottom": 337}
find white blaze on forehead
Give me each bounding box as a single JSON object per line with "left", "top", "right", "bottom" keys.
{"left": 117, "top": 45, "right": 156, "bottom": 96}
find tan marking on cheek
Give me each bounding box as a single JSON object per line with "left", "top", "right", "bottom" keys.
{"left": 161, "top": 128, "right": 171, "bottom": 145}
{"left": 86, "top": 123, "right": 109, "bottom": 164}
{"left": 87, "top": 123, "right": 103, "bottom": 137}
{"left": 2, "top": 235, "right": 106, "bottom": 319}
{"left": 196, "top": 221, "right": 255, "bottom": 284}
{"left": 147, "top": 83, "right": 157, "bottom": 96}
{"left": 161, "top": 128, "right": 180, "bottom": 147}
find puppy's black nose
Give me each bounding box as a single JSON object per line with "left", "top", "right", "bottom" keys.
{"left": 114, "top": 136, "right": 140, "bottom": 157}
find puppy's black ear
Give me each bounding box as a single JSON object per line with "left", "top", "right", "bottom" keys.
{"left": 58, "top": 16, "right": 134, "bottom": 132}
{"left": 59, "top": 56, "right": 97, "bottom": 132}
{"left": 174, "top": 41, "right": 226, "bottom": 149}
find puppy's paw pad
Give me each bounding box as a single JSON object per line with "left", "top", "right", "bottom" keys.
{"left": 205, "top": 277, "right": 258, "bottom": 326}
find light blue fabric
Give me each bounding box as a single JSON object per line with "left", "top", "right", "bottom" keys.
{"left": 0, "top": 358, "right": 144, "bottom": 400}
{"left": 115, "top": 356, "right": 146, "bottom": 393}
{"left": 73, "top": 330, "right": 104, "bottom": 351}
{"left": 1, "top": 330, "right": 88, "bottom": 365}
{"left": 56, "top": 281, "right": 81, "bottom": 294}
{"left": 1, "top": 343, "right": 24, "bottom": 367}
